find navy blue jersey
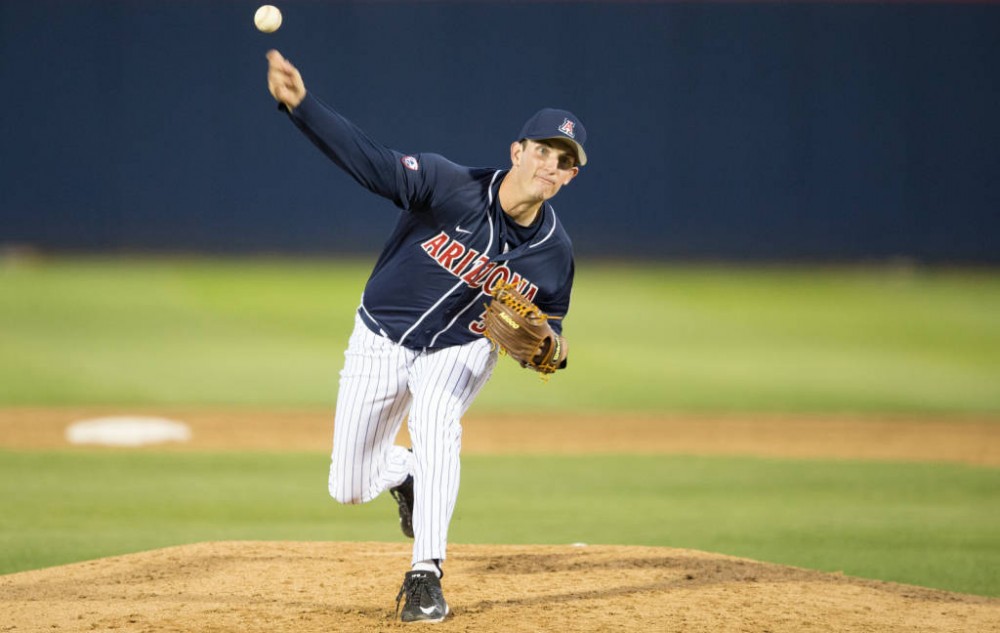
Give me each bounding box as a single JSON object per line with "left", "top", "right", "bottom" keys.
{"left": 287, "top": 94, "right": 575, "bottom": 350}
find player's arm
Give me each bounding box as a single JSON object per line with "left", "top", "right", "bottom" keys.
{"left": 265, "top": 50, "right": 431, "bottom": 211}
{"left": 537, "top": 261, "right": 574, "bottom": 371}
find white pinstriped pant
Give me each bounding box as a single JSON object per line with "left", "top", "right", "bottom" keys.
{"left": 328, "top": 313, "right": 497, "bottom": 565}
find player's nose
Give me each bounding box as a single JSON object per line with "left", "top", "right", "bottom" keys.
{"left": 540, "top": 154, "right": 560, "bottom": 172}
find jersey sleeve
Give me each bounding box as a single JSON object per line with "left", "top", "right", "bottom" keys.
{"left": 540, "top": 259, "right": 572, "bottom": 370}
{"left": 538, "top": 258, "right": 574, "bottom": 337}
{"left": 285, "top": 93, "right": 446, "bottom": 212}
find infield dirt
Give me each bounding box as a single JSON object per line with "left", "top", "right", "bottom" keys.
{"left": 1, "top": 407, "right": 998, "bottom": 465}
{"left": 1, "top": 408, "right": 998, "bottom": 632}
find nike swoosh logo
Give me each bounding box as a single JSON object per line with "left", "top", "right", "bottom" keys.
{"left": 420, "top": 606, "right": 439, "bottom": 615}
{"left": 455, "top": 225, "right": 472, "bottom": 234}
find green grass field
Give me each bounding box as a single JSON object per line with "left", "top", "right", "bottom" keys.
{"left": 2, "top": 257, "right": 998, "bottom": 412}
{"left": 1, "top": 257, "right": 998, "bottom": 596}
{"left": 1, "top": 451, "right": 997, "bottom": 596}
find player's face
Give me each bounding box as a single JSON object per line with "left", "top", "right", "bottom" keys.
{"left": 510, "top": 140, "right": 580, "bottom": 201}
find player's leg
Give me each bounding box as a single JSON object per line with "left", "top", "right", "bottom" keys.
{"left": 406, "top": 337, "right": 497, "bottom": 565}
{"left": 328, "top": 314, "right": 416, "bottom": 505}
{"left": 393, "top": 337, "right": 496, "bottom": 622}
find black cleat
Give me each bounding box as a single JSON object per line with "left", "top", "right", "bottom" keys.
{"left": 395, "top": 570, "right": 449, "bottom": 623}
{"left": 389, "top": 475, "right": 414, "bottom": 538}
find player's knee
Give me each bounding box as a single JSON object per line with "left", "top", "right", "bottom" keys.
{"left": 327, "top": 478, "right": 363, "bottom": 505}
{"left": 329, "top": 487, "right": 362, "bottom": 505}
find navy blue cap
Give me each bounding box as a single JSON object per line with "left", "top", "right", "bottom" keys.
{"left": 518, "top": 108, "right": 588, "bottom": 166}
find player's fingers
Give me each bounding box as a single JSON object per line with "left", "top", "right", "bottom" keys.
{"left": 266, "top": 51, "right": 298, "bottom": 81}
{"left": 270, "top": 80, "right": 303, "bottom": 108}
{"left": 267, "top": 74, "right": 290, "bottom": 100}
{"left": 268, "top": 69, "right": 296, "bottom": 92}
{"left": 266, "top": 73, "right": 282, "bottom": 96}
{"left": 269, "top": 64, "right": 298, "bottom": 85}
{"left": 265, "top": 51, "right": 305, "bottom": 108}
{"left": 267, "top": 66, "right": 288, "bottom": 85}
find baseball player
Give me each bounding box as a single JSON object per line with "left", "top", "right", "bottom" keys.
{"left": 265, "top": 49, "right": 587, "bottom": 623}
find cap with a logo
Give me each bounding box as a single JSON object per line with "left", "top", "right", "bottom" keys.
{"left": 518, "top": 108, "right": 588, "bottom": 166}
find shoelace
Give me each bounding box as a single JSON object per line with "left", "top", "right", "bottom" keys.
{"left": 395, "top": 576, "right": 421, "bottom": 616}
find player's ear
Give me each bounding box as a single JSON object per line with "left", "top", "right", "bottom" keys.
{"left": 562, "top": 166, "right": 579, "bottom": 185}
{"left": 510, "top": 141, "right": 524, "bottom": 167}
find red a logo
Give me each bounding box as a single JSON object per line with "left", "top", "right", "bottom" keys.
{"left": 557, "top": 118, "right": 575, "bottom": 138}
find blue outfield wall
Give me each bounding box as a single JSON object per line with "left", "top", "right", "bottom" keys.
{"left": 1, "top": 1, "right": 998, "bottom": 262}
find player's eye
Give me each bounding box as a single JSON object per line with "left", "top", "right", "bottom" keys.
{"left": 557, "top": 155, "right": 576, "bottom": 170}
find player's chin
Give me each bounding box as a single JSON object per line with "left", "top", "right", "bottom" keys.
{"left": 533, "top": 180, "right": 561, "bottom": 200}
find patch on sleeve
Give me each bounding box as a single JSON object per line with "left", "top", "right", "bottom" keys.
{"left": 401, "top": 155, "right": 420, "bottom": 171}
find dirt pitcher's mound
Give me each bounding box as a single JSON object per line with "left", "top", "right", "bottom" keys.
{"left": 1, "top": 542, "right": 996, "bottom": 633}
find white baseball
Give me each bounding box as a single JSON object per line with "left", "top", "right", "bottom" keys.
{"left": 254, "top": 5, "right": 282, "bottom": 33}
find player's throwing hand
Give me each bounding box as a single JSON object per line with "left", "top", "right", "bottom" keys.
{"left": 266, "top": 49, "right": 306, "bottom": 110}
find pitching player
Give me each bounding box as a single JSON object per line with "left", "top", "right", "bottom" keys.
{"left": 266, "top": 49, "right": 587, "bottom": 623}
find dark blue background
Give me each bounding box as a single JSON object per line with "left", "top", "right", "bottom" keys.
{"left": 2, "top": 1, "right": 998, "bottom": 261}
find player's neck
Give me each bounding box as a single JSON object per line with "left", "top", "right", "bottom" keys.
{"left": 497, "top": 175, "right": 543, "bottom": 227}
